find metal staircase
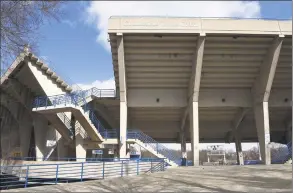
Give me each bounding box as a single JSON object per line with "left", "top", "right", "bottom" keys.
{"left": 33, "top": 88, "right": 180, "bottom": 166}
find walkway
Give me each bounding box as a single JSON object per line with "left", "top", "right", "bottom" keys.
{"left": 3, "top": 165, "right": 292, "bottom": 192}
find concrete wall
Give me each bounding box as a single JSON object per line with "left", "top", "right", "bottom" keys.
{"left": 128, "top": 89, "right": 187, "bottom": 107}
{"left": 28, "top": 61, "right": 67, "bottom": 96}
{"left": 0, "top": 105, "right": 20, "bottom": 157}
{"left": 0, "top": 84, "right": 34, "bottom": 158}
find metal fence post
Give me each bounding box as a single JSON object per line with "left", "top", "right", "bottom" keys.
{"left": 102, "top": 161, "right": 105, "bottom": 179}
{"left": 55, "top": 165, "right": 59, "bottom": 184}
{"left": 24, "top": 165, "right": 29, "bottom": 188}
{"left": 121, "top": 160, "right": 123, "bottom": 177}
{"left": 81, "top": 163, "right": 84, "bottom": 182}
{"left": 136, "top": 159, "right": 139, "bottom": 175}
{"left": 151, "top": 160, "right": 153, "bottom": 173}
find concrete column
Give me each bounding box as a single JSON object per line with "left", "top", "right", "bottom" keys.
{"left": 254, "top": 102, "right": 271, "bottom": 165}
{"left": 234, "top": 132, "right": 244, "bottom": 165}
{"left": 180, "top": 131, "right": 187, "bottom": 159}
{"left": 33, "top": 114, "right": 48, "bottom": 161}
{"left": 75, "top": 134, "right": 86, "bottom": 162}
{"left": 57, "top": 135, "right": 68, "bottom": 158}
{"left": 189, "top": 102, "right": 199, "bottom": 166}
{"left": 126, "top": 144, "right": 131, "bottom": 158}
{"left": 119, "top": 101, "right": 127, "bottom": 158}
{"left": 117, "top": 33, "right": 128, "bottom": 159}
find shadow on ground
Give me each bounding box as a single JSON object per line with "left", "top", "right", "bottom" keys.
{"left": 2, "top": 165, "right": 292, "bottom": 193}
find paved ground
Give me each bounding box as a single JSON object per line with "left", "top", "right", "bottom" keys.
{"left": 4, "top": 165, "right": 292, "bottom": 192}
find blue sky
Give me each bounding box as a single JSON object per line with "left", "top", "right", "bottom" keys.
{"left": 36, "top": 1, "right": 292, "bottom": 86}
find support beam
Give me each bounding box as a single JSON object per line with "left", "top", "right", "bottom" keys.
{"left": 71, "top": 115, "right": 86, "bottom": 161}
{"left": 180, "top": 131, "right": 187, "bottom": 160}
{"left": 180, "top": 34, "right": 206, "bottom": 133}
{"left": 117, "top": 33, "right": 128, "bottom": 158}
{"left": 233, "top": 130, "right": 244, "bottom": 165}
{"left": 189, "top": 102, "right": 199, "bottom": 166}
{"left": 252, "top": 35, "right": 284, "bottom": 102}
{"left": 232, "top": 108, "right": 250, "bottom": 129}
{"left": 32, "top": 113, "right": 48, "bottom": 161}
{"left": 253, "top": 35, "right": 284, "bottom": 165}
{"left": 187, "top": 34, "right": 205, "bottom": 166}
{"left": 227, "top": 108, "right": 250, "bottom": 143}
{"left": 230, "top": 108, "right": 249, "bottom": 165}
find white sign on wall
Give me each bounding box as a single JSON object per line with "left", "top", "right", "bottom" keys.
{"left": 92, "top": 150, "right": 103, "bottom": 155}
{"left": 46, "top": 140, "right": 56, "bottom": 147}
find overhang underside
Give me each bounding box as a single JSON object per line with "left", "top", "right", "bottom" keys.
{"left": 110, "top": 34, "right": 291, "bottom": 90}
{"left": 108, "top": 32, "right": 292, "bottom": 143}
{"left": 1, "top": 62, "right": 45, "bottom": 100}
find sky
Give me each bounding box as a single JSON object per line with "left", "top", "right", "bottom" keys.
{"left": 36, "top": 1, "right": 291, "bottom": 151}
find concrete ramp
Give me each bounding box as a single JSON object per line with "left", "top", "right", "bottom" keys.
{"left": 33, "top": 105, "right": 104, "bottom": 142}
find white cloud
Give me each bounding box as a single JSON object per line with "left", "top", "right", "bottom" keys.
{"left": 73, "top": 77, "right": 115, "bottom": 91}
{"left": 85, "top": 1, "right": 261, "bottom": 51}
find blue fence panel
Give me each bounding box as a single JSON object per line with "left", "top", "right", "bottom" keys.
{"left": 0, "top": 158, "right": 166, "bottom": 190}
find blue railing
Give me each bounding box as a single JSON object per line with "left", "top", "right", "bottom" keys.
{"left": 33, "top": 88, "right": 116, "bottom": 109}
{"left": 127, "top": 130, "right": 181, "bottom": 164}
{"left": 6, "top": 157, "right": 161, "bottom": 162}
{"left": 82, "top": 87, "right": 117, "bottom": 98}
{"left": 0, "top": 158, "right": 165, "bottom": 190}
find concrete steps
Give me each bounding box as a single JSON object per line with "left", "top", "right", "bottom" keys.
{"left": 134, "top": 140, "right": 178, "bottom": 167}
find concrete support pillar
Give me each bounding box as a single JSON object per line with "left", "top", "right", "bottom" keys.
{"left": 57, "top": 135, "right": 68, "bottom": 158}
{"left": 189, "top": 102, "right": 199, "bottom": 166}
{"left": 180, "top": 132, "right": 187, "bottom": 159}
{"left": 33, "top": 114, "right": 47, "bottom": 161}
{"left": 254, "top": 102, "right": 271, "bottom": 165}
{"left": 75, "top": 134, "right": 86, "bottom": 162}
{"left": 126, "top": 144, "right": 131, "bottom": 158}
{"left": 119, "top": 101, "right": 127, "bottom": 158}
{"left": 117, "top": 33, "right": 128, "bottom": 159}
{"left": 234, "top": 132, "right": 244, "bottom": 165}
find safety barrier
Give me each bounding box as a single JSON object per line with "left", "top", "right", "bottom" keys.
{"left": 0, "top": 158, "right": 165, "bottom": 190}
{"left": 6, "top": 157, "right": 147, "bottom": 162}
{"left": 82, "top": 87, "right": 117, "bottom": 98}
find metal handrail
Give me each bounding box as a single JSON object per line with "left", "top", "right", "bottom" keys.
{"left": 127, "top": 130, "right": 181, "bottom": 163}
{"left": 0, "top": 158, "right": 166, "bottom": 190}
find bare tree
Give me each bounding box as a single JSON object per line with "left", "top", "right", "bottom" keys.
{"left": 1, "top": 1, "right": 63, "bottom": 69}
